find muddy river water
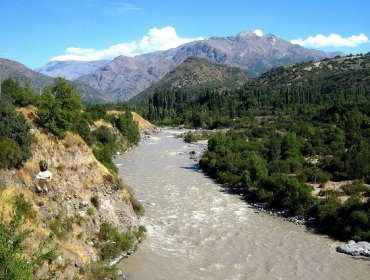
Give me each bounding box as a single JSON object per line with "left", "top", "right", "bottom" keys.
{"left": 115, "top": 129, "right": 369, "bottom": 280}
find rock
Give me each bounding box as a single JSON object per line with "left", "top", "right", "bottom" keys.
{"left": 336, "top": 241, "right": 370, "bottom": 257}
{"left": 80, "top": 201, "right": 89, "bottom": 207}
{"left": 36, "top": 199, "right": 45, "bottom": 207}
{"left": 78, "top": 211, "right": 87, "bottom": 218}
{"left": 189, "top": 150, "right": 196, "bottom": 155}
{"left": 40, "top": 210, "right": 52, "bottom": 221}
{"left": 74, "top": 259, "right": 85, "bottom": 270}
{"left": 35, "top": 185, "right": 43, "bottom": 194}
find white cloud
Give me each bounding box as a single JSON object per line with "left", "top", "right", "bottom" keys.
{"left": 116, "top": 2, "right": 140, "bottom": 12}
{"left": 253, "top": 29, "right": 263, "bottom": 37}
{"left": 291, "top": 33, "right": 369, "bottom": 48}
{"left": 51, "top": 26, "right": 203, "bottom": 61}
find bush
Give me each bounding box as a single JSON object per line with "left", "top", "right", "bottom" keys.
{"left": 13, "top": 193, "right": 36, "bottom": 221}
{"left": 0, "top": 99, "right": 32, "bottom": 168}
{"left": 90, "top": 194, "right": 100, "bottom": 209}
{"left": 90, "top": 261, "right": 118, "bottom": 280}
{"left": 93, "top": 126, "right": 116, "bottom": 146}
{"left": 0, "top": 137, "right": 22, "bottom": 169}
{"left": 96, "top": 222, "right": 134, "bottom": 260}
{"left": 341, "top": 181, "right": 369, "bottom": 196}
{"left": 130, "top": 196, "right": 145, "bottom": 216}
{"left": 115, "top": 112, "right": 140, "bottom": 145}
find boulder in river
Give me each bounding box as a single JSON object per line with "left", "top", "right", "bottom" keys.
{"left": 336, "top": 240, "right": 370, "bottom": 257}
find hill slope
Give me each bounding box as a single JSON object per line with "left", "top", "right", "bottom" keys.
{"left": 0, "top": 58, "right": 110, "bottom": 103}
{"left": 36, "top": 60, "right": 110, "bottom": 80}
{"left": 253, "top": 53, "right": 370, "bottom": 89}
{"left": 131, "top": 57, "right": 251, "bottom": 103}
{"left": 0, "top": 106, "right": 138, "bottom": 278}
{"left": 77, "top": 31, "right": 340, "bottom": 101}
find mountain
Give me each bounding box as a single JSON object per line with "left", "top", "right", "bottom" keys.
{"left": 131, "top": 57, "right": 251, "bottom": 103}
{"left": 253, "top": 53, "right": 370, "bottom": 88}
{"left": 77, "top": 31, "right": 341, "bottom": 101}
{"left": 36, "top": 60, "right": 110, "bottom": 80}
{"left": 0, "top": 58, "right": 110, "bottom": 103}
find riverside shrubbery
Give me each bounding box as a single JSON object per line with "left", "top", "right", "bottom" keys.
{"left": 200, "top": 101, "right": 370, "bottom": 241}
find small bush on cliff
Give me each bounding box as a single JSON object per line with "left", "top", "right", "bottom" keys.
{"left": 90, "top": 261, "right": 119, "bottom": 280}
{"left": 96, "top": 222, "right": 134, "bottom": 260}
{"left": 0, "top": 194, "right": 58, "bottom": 280}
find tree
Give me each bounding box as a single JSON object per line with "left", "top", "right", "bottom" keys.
{"left": 37, "top": 78, "right": 81, "bottom": 137}
{"left": 0, "top": 99, "right": 32, "bottom": 168}
{"left": 115, "top": 112, "right": 140, "bottom": 145}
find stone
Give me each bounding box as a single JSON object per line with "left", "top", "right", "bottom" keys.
{"left": 336, "top": 241, "right": 370, "bottom": 257}
{"left": 78, "top": 211, "right": 87, "bottom": 218}
{"left": 74, "top": 259, "right": 85, "bottom": 270}
{"left": 80, "top": 201, "right": 89, "bottom": 207}
{"left": 35, "top": 185, "right": 43, "bottom": 194}
{"left": 36, "top": 199, "right": 45, "bottom": 207}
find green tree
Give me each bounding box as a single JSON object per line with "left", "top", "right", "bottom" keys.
{"left": 37, "top": 78, "right": 81, "bottom": 137}
{"left": 115, "top": 112, "right": 140, "bottom": 145}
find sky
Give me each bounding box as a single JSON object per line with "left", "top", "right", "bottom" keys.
{"left": 0, "top": 0, "right": 369, "bottom": 69}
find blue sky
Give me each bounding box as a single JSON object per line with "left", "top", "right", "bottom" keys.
{"left": 1, "top": 0, "right": 369, "bottom": 68}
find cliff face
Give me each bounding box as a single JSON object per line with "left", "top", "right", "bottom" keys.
{"left": 0, "top": 106, "right": 138, "bottom": 279}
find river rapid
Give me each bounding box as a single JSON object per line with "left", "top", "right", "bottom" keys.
{"left": 115, "top": 129, "right": 369, "bottom": 280}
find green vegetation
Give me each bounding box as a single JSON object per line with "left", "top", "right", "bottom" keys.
{"left": 0, "top": 77, "right": 141, "bottom": 173}
{"left": 115, "top": 112, "right": 140, "bottom": 145}
{"left": 90, "top": 194, "right": 100, "bottom": 209}
{"left": 37, "top": 77, "right": 82, "bottom": 137}
{"left": 140, "top": 53, "right": 370, "bottom": 242}
{"left": 199, "top": 100, "right": 370, "bottom": 241}
{"left": 0, "top": 88, "right": 33, "bottom": 168}
{"left": 183, "top": 131, "right": 213, "bottom": 143}
{"left": 144, "top": 53, "right": 370, "bottom": 129}
{"left": 0, "top": 194, "right": 58, "bottom": 280}
{"left": 95, "top": 222, "right": 134, "bottom": 260}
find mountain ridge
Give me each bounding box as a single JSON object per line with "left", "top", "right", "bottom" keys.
{"left": 36, "top": 60, "right": 110, "bottom": 80}
{"left": 131, "top": 57, "right": 251, "bottom": 103}
{"left": 77, "top": 31, "right": 342, "bottom": 101}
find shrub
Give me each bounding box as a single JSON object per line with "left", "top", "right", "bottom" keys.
{"left": 12, "top": 193, "right": 36, "bottom": 221}
{"left": 341, "top": 181, "right": 369, "bottom": 196}
{"left": 0, "top": 99, "right": 32, "bottom": 168}
{"left": 96, "top": 222, "right": 134, "bottom": 260}
{"left": 0, "top": 137, "right": 22, "bottom": 169}
{"left": 93, "top": 126, "right": 116, "bottom": 146}
{"left": 130, "top": 196, "right": 145, "bottom": 216}
{"left": 115, "top": 112, "right": 140, "bottom": 145}
{"left": 90, "top": 261, "right": 118, "bottom": 280}
{"left": 90, "top": 194, "right": 100, "bottom": 209}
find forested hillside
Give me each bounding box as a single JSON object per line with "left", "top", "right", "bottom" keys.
{"left": 143, "top": 53, "right": 370, "bottom": 127}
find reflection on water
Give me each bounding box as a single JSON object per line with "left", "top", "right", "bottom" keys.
{"left": 115, "top": 129, "right": 369, "bottom": 280}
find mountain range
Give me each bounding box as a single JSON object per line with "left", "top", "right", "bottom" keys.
{"left": 0, "top": 58, "right": 109, "bottom": 103}
{"left": 2, "top": 31, "right": 344, "bottom": 103}
{"left": 38, "top": 31, "right": 341, "bottom": 102}
{"left": 36, "top": 60, "right": 110, "bottom": 80}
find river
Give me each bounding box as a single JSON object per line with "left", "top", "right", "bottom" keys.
{"left": 115, "top": 129, "right": 369, "bottom": 280}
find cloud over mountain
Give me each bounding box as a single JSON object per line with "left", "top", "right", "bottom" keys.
{"left": 291, "top": 33, "right": 369, "bottom": 48}
{"left": 51, "top": 26, "right": 203, "bottom": 61}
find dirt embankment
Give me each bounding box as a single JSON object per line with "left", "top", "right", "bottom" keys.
{"left": 0, "top": 106, "right": 139, "bottom": 279}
